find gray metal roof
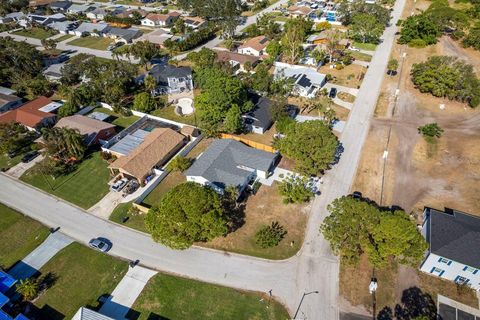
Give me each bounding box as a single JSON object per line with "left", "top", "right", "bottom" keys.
{"left": 427, "top": 208, "right": 480, "bottom": 269}
{"left": 72, "top": 307, "right": 114, "bottom": 320}
{"left": 185, "top": 139, "right": 277, "bottom": 190}
{"left": 109, "top": 129, "right": 150, "bottom": 155}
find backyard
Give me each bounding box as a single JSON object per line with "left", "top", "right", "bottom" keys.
{"left": 151, "top": 104, "right": 197, "bottom": 127}
{"left": 31, "top": 243, "right": 128, "bottom": 320}
{"left": 13, "top": 27, "right": 57, "bottom": 40}
{"left": 91, "top": 107, "right": 140, "bottom": 130}
{"left": 67, "top": 36, "right": 113, "bottom": 51}
{"left": 0, "top": 203, "right": 49, "bottom": 270}
{"left": 20, "top": 152, "right": 111, "bottom": 209}
{"left": 131, "top": 273, "right": 290, "bottom": 320}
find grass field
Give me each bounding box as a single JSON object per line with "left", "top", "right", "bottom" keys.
{"left": 353, "top": 42, "right": 377, "bottom": 51}
{"left": 109, "top": 202, "right": 148, "bottom": 232}
{"left": 55, "top": 34, "right": 74, "bottom": 42}
{"left": 92, "top": 107, "right": 140, "bottom": 130}
{"left": 0, "top": 203, "right": 49, "bottom": 270}
{"left": 0, "top": 153, "right": 22, "bottom": 171}
{"left": 20, "top": 152, "right": 111, "bottom": 209}
{"left": 151, "top": 105, "right": 198, "bottom": 126}
{"left": 67, "top": 36, "right": 113, "bottom": 51}
{"left": 32, "top": 243, "right": 128, "bottom": 320}
{"left": 351, "top": 51, "right": 373, "bottom": 62}
{"left": 131, "top": 273, "right": 290, "bottom": 320}
{"left": 13, "top": 27, "right": 57, "bottom": 40}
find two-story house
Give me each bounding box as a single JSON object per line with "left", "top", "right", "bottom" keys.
{"left": 419, "top": 207, "right": 480, "bottom": 291}
{"left": 146, "top": 64, "right": 193, "bottom": 96}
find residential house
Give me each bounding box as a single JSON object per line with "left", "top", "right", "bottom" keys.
{"left": 287, "top": 5, "right": 314, "bottom": 18}
{"left": 4, "top": 12, "right": 26, "bottom": 22}
{"left": 73, "top": 22, "right": 110, "bottom": 37}
{"left": 0, "top": 16, "right": 14, "bottom": 24}
{"left": 115, "top": 9, "right": 147, "bottom": 19}
{"left": 133, "top": 28, "right": 181, "bottom": 47}
{"left": 0, "top": 87, "right": 16, "bottom": 96}
{"left": 185, "top": 139, "right": 277, "bottom": 194}
{"left": 48, "top": 20, "right": 76, "bottom": 33}
{"left": 54, "top": 115, "right": 116, "bottom": 146}
{"left": 0, "top": 270, "right": 29, "bottom": 320}
{"left": 0, "top": 94, "right": 23, "bottom": 114}
{"left": 107, "top": 27, "right": 142, "bottom": 43}
{"left": 183, "top": 16, "right": 206, "bottom": 30}
{"left": 141, "top": 12, "right": 180, "bottom": 27}
{"left": 67, "top": 4, "right": 96, "bottom": 15}
{"left": 72, "top": 308, "right": 114, "bottom": 320}
{"left": 274, "top": 62, "right": 327, "bottom": 98}
{"left": 0, "top": 96, "right": 59, "bottom": 131}
{"left": 243, "top": 96, "right": 274, "bottom": 134}
{"left": 238, "top": 35, "right": 270, "bottom": 57}
{"left": 419, "top": 207, "right": 480, "bottom": 291}
{"left": 28, "top": 13, "right": 66, "bottom": 26}
{"left": 43, "top": 62, "right": 65, "bottom": 82}
{"left": 214, "top": 49, "right": 260, "bottom": 73}
{"left": 29, "top": 0, "right": 56, "bottom": 8}
{"left": 146, "top": 64, "right": 193, "bottom": 95}
{"left": 48, "top": 1, "right": 72, "bottom": 12}
{"left": 86, "top": 7, "right": 108, "bottom": 20}
{"left": 109, "top": 128, "right": 187, "bottom": 183}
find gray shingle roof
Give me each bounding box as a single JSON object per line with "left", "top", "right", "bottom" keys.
{"left": 427, "top": 208, "right": 480, "bottom": 269}
{"left": 185, "top": 139, "right": 276, "bottom": 189}
{"left": 147, "top": 64, "right": 192, "bottom": 85}
{"left": 244, "top": 95, "right": 273, "bottom": 130}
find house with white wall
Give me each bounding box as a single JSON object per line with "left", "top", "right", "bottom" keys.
{"left": 238, "top": 35, "right": 270, "bottom": 57}
{"left": 419, "top": 207, "right": 480, "bottom": 291}
{"left": 141, "top": 12, "right": 180, "bottom": 27}
{"left": 274, "top": 62, "right": 327, "bottom": 98}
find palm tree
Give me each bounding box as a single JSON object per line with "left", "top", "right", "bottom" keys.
{"left": 16, "top": 278, "right": 39, "bottom": 301}
{"left": 62, "top": 128, "right": 86, "bottom": 161}
{"left": 144, "top": 75, "right": 157, "bottom": 93}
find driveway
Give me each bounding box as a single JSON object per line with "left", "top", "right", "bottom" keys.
{"left": 8, "top": 232, "right": 73, "bottom": 280}
{"left": 6, "top": 154, "right": 43, "bottom": 179}
{"left": 324, "top": 83, "right": 360, "bottom": 96}
{"left": 99, "top": 266, "right": 157, "bottom": 319}
{"left": 88, "top": 191, "right": 125, "bottom": 219}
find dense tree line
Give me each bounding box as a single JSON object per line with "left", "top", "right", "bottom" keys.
{"left": 411, "top": 56, "right": 480, "bottom": 108}
{"left": 164, "top": 27, "right": 216, "bottom": 53}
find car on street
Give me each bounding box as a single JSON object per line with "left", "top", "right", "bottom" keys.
{"left": 21, "top": 151, "right": 39, "bottom": 163}
{"left": 88, "top": 237, "right": 111, "bottom": 252}
{"left": 111, "top": 178, "right": 129, "bottom": 192}
{"left": 329, "top": 87, "right": 337, "bottom": 99}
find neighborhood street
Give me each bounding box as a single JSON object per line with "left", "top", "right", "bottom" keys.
{"left": 0, "top": 0, "right": 406, "bottom": 317}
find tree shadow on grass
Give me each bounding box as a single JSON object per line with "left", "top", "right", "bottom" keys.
{"left": 377, "top": 286, "right": 437, "bottom": 320}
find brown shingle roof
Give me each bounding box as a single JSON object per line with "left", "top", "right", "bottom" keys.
{"left": 55, "top": 115, "right": 115, "bottom": 135}
{"left": 239, "top": 36, "right": 270, "bottom": 52}
{"left": 0, "top": 96, "right": 55, "bottom": 128}
{"left": 287, "top": 5, "right": 313, "bottom": 15}
{"left": 109, "top": 128, "right": 185, "bottom": 180}
{"left": 145, "top": 12, "right": 178, "bottom": 22}
{"left": 214, "top": 50, "right": 261, "bottom": 66}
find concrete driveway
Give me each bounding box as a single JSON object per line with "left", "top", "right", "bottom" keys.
{"left": 99, "top": 266, "right": 157, "bottom": 319}
{"left": 88, "top": 191, "right": 124, "bottom": 219}
{"left": 8, "top": 232, "right": 73, "bottom": 280}
{"left": 6, "top": 154, "right": 44, "bottom": 179}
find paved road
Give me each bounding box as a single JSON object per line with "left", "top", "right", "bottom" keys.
{"left": 0, "top": 0, "right": 406, "bottom": 317}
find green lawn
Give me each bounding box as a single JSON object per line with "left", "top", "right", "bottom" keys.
{"left": 353, "top": 42, "right": 377, "bottom": 51}
{"left": 67, "top": 36, "right": 114, "bottom": 51}
{"left": 141, "top": 171, "right": 186, "bottom": 207}
{"left": 55, "top": 34, "right": 74, "bottom": 42}
{"left": 131, "top": 273, "right": 290, "bottom": 320}
{"left": 20, "top": 152, "right": 111, "bottom": 209}
{"left": 350, "top": 51, "right": 373, "bottom": 62}
{"left": 32, "top": 243, "right": 128, "bottom": 320}
{"left": 151, "top": 105, "right": 198, "bottom": 126}
{"left": 92, "top": 107, "right": 140, "bottom": 130}
{"left": 109, "top": 202, "right": 148, "bottom": 232}
{"left": 0, "top": 153, "right": 22, "bottom": 171}
{"left": 12, "top": 27, "right": 57, "bottom": 40}
{"left": 0, "top": 203, "right": 50, "bottom": 270}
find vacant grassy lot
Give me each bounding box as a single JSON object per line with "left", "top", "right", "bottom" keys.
{"left": 13, "top": 27, "right": 56, "bottom": 39}
{"left": 0, "top": 203, "right": 49, "bottom": 270}
{"left": 67, "top": 36, "right": 113, "bottom": 51}
{"left": 20, "top": 152, "right": 111, "bottom": 209}
{"left": 202, "top": 183, "right": 309, "bottom": 260}
{"left": 320, "top": 63, "right": 366, "bottom": 88}
{"left": 151, "top": 105, "right": 197, "bottom": 126}
{"left": 55, "top": 34, "right": 74, "bottom": 42}
{"left": 131, "top": 273, "right": 290, "bottom": 320}
{"left": 110, "top": 202, "right": 148, "bottom": 232}
{"left": 32, "top": 243, "right": 128, "bottom": 320}
{"left": 91, "top": 107, "right": 140, "bottom": 130}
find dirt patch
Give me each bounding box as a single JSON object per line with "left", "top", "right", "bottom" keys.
{"left": 337, "top": 92, "right": 356, "bottom": 103}
{"left": 319, "top": 64, "right": 366, "bottom": 88}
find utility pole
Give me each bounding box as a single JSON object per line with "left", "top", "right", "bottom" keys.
{"left": 369, "top": 269, "right": 378, "bottom": 320}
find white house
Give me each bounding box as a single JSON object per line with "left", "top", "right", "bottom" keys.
{"left": 274, "top": 62, "right": 327, "bottom": 98}
{"left": 419, "top": 207, "right": 480, "bottom": 291}
{"left": 238, "top": 35, "right": 270, "bottom": 57}
{"left": 145, "top": 64, "right": 193, "bottom": 95}
{"left": 141, "top": 12, "right": 180, "bottom": 27}
{"left": 73, "top": 22, "right": 109, "bottom": 37}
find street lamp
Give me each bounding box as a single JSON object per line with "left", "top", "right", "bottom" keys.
{"left": 293, "top": 290, "right": 319, "bottom": 319}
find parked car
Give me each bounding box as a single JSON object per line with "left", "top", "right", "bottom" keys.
{"left": 123, "top": 180, "right": 139, "bottom": 196}
{"left": 329, "top": 87, "right": 337, "bottom": 99}
{"left": 111, "top": 178, "right": 129, "bottom": 192}
{"left": 88, "top": 237, "right": 111, "bottom": 252}
{"left": 349, "top": 46, "right": 360, "bottom": 52}
{"left": 21, "top": 151, "right": 39, "bottom": 163}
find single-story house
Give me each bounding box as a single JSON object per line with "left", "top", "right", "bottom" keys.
{"left": 0, "top": 16, "right": 14, "bottom": 24}
{"left": 109, "top": 128, "right": 187, "bottom": 183}
{"left": 419, "top": 207, "right": 480, "bottom": 291}
{"left": 0, "top": 93, "right": 23, "bottom": 114}
{"left": 214, "top": 49, "right": 260, "bottom": 73}
{"left": 185, "top": 139, "right": 277, "bottom": 194}
{"left": 242, "top": 96, "right": 273, "bottom": 134}
{"left": 238, "top": 35, "right": 270, "bottom": 57}
{"left": 3, "top": 12, "right": 26, "bottom": 23}
{"left": 54, "top": 115, "right": 116, "bottom": 146}
{"left": 141, "top": 12, "right": 180, "bottom": 27}
{"left": 29, "top": 0, "right": 56, "bottom": 7}
{"left": 274, "top": 62, "right": 327, "bottom": 98}
{"left": 48, "top": 20, "right": 76, "bottom": 33}
{"left": 146, "top": 64, "right": 193, "bottom": 95}
{"left": 67, "top": 4, "right": 96, "bottom": 15}
{"left": 86, "top": 7, "right": 107, "bottom": 20}
{"left": 0, "top": 96, "right": 59, "bottom": 131}
{"left": 43, "top": 62, "right": 65, "bottom": 82}
{"left": 28, "top": 13, "right": 66, "bottom": 26}
{"left": 73, "top": 22, "right": 110, "bottom": 36}
{"left": 0, "top": 87, "right": 16, "bottom": 96}
{"left": 183, "top": 16, "right": 206, "bottom": 30}
{"left": 133, "top": 29, "right": 181, "bottom": 47}
{"left": 287, "top": 5, "right": 314, "bottom": 18}
{"left": 48, "top": 1, "right": 72, "bottom": 12}
{"left": 72, "top": 307, "right": 114, "bottom": 320}
{"left": 115, "top": 9, "right": 148, "bottom": 19}
{"left": 107, "top": 27, "right": 142, "bottom": 43}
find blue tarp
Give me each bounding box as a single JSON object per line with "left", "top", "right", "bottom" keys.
{"left": 0, "top": 292, "right": 8, "bottom": 308}
{"left": 0, "top": 310, "right": 12, "bottom": 320}
{"left": 0, "top": 271, "right": 16, "bottom": 294}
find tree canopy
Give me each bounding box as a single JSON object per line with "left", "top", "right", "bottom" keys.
{"left": 0, "top": 122, "right": 36, "bottom": 154}
{"left": 320, "top": 196, "right": 428, "bottom": 267}
{"left": 398, "top": 14, "right": 441, "bottom": 46}
{"left": 274, "top": 121, "right": 338, "bottom": 176}
{"left": 145, "top": 182, "right": 228, "bottom": 249}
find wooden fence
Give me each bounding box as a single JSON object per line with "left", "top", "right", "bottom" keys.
{"left": 220, "top": 134, "right": 277, "bottom": 153}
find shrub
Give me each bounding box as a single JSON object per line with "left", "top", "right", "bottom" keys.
{"left": 255, "top": 222, "right": 287, "bottom": 248}
{"left": 278, "top": 175, "right": 314, "bottom": 204}
{"left": 167, "top": 156, "right": 192, "bottom": 172}
{"left": 418, "top": 123, "right": 444, "bottom": 138}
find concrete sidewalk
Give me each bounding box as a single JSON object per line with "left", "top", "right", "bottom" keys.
{"left": 99, "top": 266, "right": 157, "bottom": 319}
{"left": 8, "top": 232, "right": 73, "bottom": 280}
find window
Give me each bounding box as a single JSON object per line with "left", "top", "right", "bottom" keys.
{"left": 438, "top": 257, "right": 452, "bottom": 265}
{"left": 463, "top": 266, "right": 478, "bottom": 274}
{"left": 430, "top": 267, "right": 444, "bottom": 276}
{"left": 454, "top": 276, "right": 469, "bottom": 285}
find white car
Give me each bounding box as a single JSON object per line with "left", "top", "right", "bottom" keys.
{"left": 111, "top": 178, "right": 128, "bottom": 192}
{"left": 349, "top": 47, "right": 360, "bottom": 52}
